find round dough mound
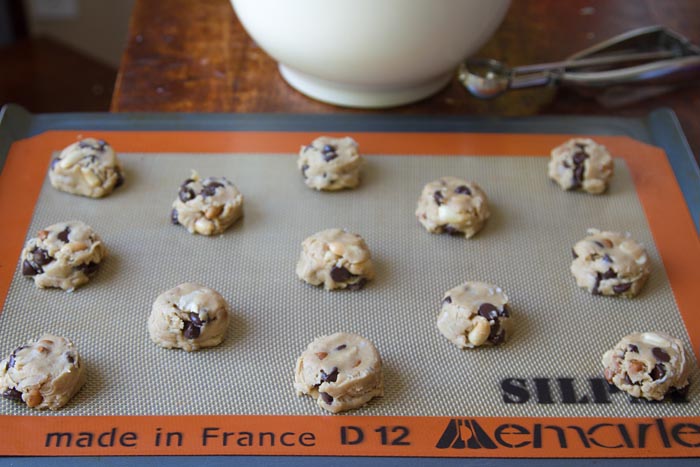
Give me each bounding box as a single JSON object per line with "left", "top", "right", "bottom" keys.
{"left": 297, "top": 136, "right": 363, "bottom": 191}
{"left": 0, "top": 334, "right": 86, "bottom": 410}
{"left": 148, "top": 283, "right": 230, "bottom": 352}
{"left": 294, "top": 332, "right": 383, "bottom": 413}
{"left": 602, "top": 332, "right": 689, "bottom": 401}
{"left": 171, "top": 171, "right": 244, "bottom": 236}
{"left": 296, "top": 228, "right": 375, "bottom": 290}
{"left": 415, "top": 176, "right": 490, "bottom": 238}
{"left": 21, "top": 221, "right": 107, "bottom": 291}
{"left": 49, "top": 138, "right": 124, "bottom": 198}
{"left": 571, "top": 229, "right": 650, "bottom": 297}
{"left": 437, "top": 281, "right": 511, "bottom": 348}
{"left": 548, "top": 138, "right": 614, "bottom": 194}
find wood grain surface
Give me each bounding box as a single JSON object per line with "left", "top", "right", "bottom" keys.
{"left": 112, "top": 0, "right": 700, "bottom": 159}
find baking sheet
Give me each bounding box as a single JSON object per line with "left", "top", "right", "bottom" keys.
{"left": 1, "top": 151, "right": 696, "bottom": 418}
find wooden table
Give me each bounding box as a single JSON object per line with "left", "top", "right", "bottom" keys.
{"left": 113, "top": 0, "right": 700, "bottom": 160}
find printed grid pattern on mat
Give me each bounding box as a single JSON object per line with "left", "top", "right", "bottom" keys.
{"left": 1, "top": 153, "right": 697, "bottom": 417}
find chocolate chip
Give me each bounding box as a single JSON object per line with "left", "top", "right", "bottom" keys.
{"left": 22, "top": 260, "right": 41, "bottom": 276}
{"left": 442, "top": 225, "right": 461, "bottom": 236}
{"left": 592, "top": 272, "right": 602, "bottom": 295}
{"left": 301, "top": 164, "right": 309, "bottom": 178}
{"left": 114, "top": 171, "right": 124, "bottom": 188}
{"left": 189, "top": 312, "right": 202, "bottom": 327}
{"left": 624, "top": 374, "right": 634, "bottom": 385}
{"left": 602, "top": 269, "right": 617, "bottom": 280}
{"left": 8, "top": 354, "right": 16, "bottom": 369}
{"left": 171, "top": 208, "right": 179, "bottom": 225}
{"left": 602, "top": 254, "right": 612, "bottom": 263}
{"left": 183, "top": 321, "right": 201, "bottom": 339}
{"left": 2, "top": 388, "right": 22, "bottom": 400}
{"left": 593, "top": 241, "right": 605, "bottom": 249}
{"left": 330, "top": 266, "right": 352, "bottom": 282}
{"left": 57, "top": 227, "right": 71, "bottom": 243}
{"left": 32, "top": 248, "right": 52, "bottom": 266}
{"left": 65, "top": 353, "right": 75, "bottom": 364}
{"left": 454, "top": 185, "right": 472, "bottom": 196}
{"left": 478, "top": 303, "right": 499, "bottom": 321}
{"left": 433, "top": 190, "right": 444, "bottom": 206}
{"left": 442, "top": 296, "right": 452, "bottom": 305}
{"left": 650, "top": 363, "right": 666, "bottom": 381}
{"left": 499, "top": 304, "right": 511, "bottom": 318}
{"left": 572, "top": 151, "right": 588, "bottom": 165}
{"left": 573, "top": 164, "right": 585, "bottom": 186}
{"left": 572, "top": 249, "right": 578, "bottom": 259}
{"left": 201, "top": 182, "right": 224, "bottom": 197}
{"left": 652, "top": 347, "right": 671, "bottom": 362}
{"left": 628, "top": 344, "right": 639, "bottom": 354}
{"left": 613, "top": 283, "right": 631, "bottom": 294}
{"left": 345, "top": 278, "right": 367, "bottom": 290}
{"left": 97, "top": 140, "right": 107, "bottom": 151}
{"left": 50, "top": 158, "right": 60, "bottom": 170}
{"left": 335, "top": 344, "right": 347, "bottom": 351}
{"left": 179, "top": 186, "right": 195, "bottom": 202}
{"left": 320, "top": 392, "right": 333, "bottom": 405}
{"left": 321, "top": 145, "right": 338, "bottom": 162}
{"left": 76, "top": 262, "right": 99, "bottom": 275}
{"left": 488, "top": 322, "right": 505, "bottom": 345}
{"left": 78, "top": 141, "right": 93, "bottom": 149}
{"left": 320, "top": 367, "right": 339, "bottom": 383}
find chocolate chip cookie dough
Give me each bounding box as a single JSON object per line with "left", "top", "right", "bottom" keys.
{"left": 148, "top": 283, "right": 231, "bottom": 352}
{"left": 571, "top": 229, "right": 650, "bottom": 297}
{"left": 171, "top": 171, "right": 244, "bottom": 236}
{"left": 548, "top": 138, "right": 614, "bottom": 194}
{"left": 21, "top": 221, "right": 107, "bottom": 291}
{"left": 415, "top": 177, "right": 490, "bottom": 238}
{"left": 602, "top": 332, "right": 690, "bottom": 400}
{"left": 294, "top": 332, "right": 383, "bottom": 413}
{"left": 298, "top": 136, "right": 363, "bottom": 191}
{"left": 296, "top": 228, "right": 374, "bottom": 290}
{"left": 49, "top": 138, "right": 124, "bottom": 198}
{"left": 0, "top": 334, "right": 86, "bottom": 410}
{"left": 437, "top": 281, "right": 511, "bottom": 348}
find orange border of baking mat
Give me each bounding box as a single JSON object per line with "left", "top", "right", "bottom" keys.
{"left": 0, "top": 131, "right": 698, "bottom": 458}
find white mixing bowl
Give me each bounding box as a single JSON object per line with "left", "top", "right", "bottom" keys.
{"left": 231, "top": 0, "right": 511, "bottom": 108}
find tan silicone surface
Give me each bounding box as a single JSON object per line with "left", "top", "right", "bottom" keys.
{"left": 0, "top": 153, "right": 696, "bottom": 417}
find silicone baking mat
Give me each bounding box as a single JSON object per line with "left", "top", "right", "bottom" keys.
{"left": 0, "top": 130, "right": 698, "bottom": 459}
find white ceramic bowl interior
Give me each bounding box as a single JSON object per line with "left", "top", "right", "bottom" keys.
{"left": 231, "top": 0, "right": 511, "bottom": 107}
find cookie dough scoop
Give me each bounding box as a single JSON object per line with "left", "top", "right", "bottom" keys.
{"left": 49, "top": 138, "right": 124, "bottom": 198}
{"left": 294, "top": 332, "right": 383, "bottom": 413}
{"left": 148, "top": 283, "right": 231, "bottom": 352}
{"left": 0, "top": 334, "right": 86, "bottom": 410}
{"left": 602, "top": 331, "right": 690, "bottom": 401}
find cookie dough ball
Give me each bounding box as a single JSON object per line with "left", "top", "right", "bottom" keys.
{"left": 21, "top": 221, "right": 107, "bottom": 291}
{"left": 0, "top": 334, "right": 86, "bottom": 410}
{"left": 415, "top": 177, "right": 490, "bottom": 239}
{"left": 294, "top": 332, "right": 383, "bottom": 413}
{"left": 602, "top": 332, "right": 690, "bottom": 400}
{"left": 548, "top": 138, "right": 614, "bottom": 194}
{"left": 171, "top": 171, "right": 244, "bottom": 236}
{"left": 296, "top": 228, "right": 374, "bottom": 290}
{"left": 571, "top": 229, "right": 650, "bottom": 297}
{"left": 298, "top": 136, "right": 363, "bottom": 191}
{"left": 49, "top": 138, "right": 124, "bottom": 198}
{"left": 148, "top": 283, "right": 230, "bottom": 352}
{"left": 437, "top": 281, "right": 511, "bottom": 348}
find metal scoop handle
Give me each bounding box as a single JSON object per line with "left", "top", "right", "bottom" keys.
{"left": 460, "top": 26, "right": 700, "bottom": 98}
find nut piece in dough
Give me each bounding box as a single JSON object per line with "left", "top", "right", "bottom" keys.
{"left": 171, "top": 171, "right": 244, "bottom": 236}
{"left": 437, "top": 281, "right": 512, "bottom": 348}
{"left": 49, "top": 138, "right": 124, "bottom": 198}
{"left": 0, "top": 334, "right": 86, "bottom": 410}
{"left": 20, "top": 221, "right": 107, "bottom": 291}
{"left": 148, "top": 283, "right": 231, "bottom": 352}
{"left": 548, "top": 138, "right": 614, "bottom": 194}
{"left": 298, "top": 136, "right": 363, "bottom": 191}
{"left": 415, "top": 177, "right": 490, "bottom": 238}
{"left": 602, "top": 332, "right": 690, "bottom": 401}
{"left": 571, "top": 229, "right": 650, "bottom": 297}
{"left": 296, "top": 228, "right": 374, "bottom": 290}
{"left": 294, "top": 332, "right": 383, "bottom": 413}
